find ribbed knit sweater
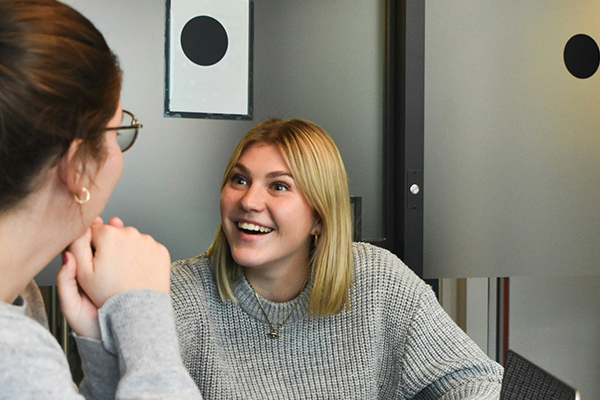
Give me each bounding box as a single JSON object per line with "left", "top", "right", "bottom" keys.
{"left": 171, "top": 242, "right": 503, "bottom": 399}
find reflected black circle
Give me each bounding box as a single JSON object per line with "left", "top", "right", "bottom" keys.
{"left": 564, "top": 34, "right": 600, "bottom": 79}
{"left": 180, "top": 16, "right": 228, "bottom": 66}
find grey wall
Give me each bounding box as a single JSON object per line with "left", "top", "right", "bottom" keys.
{"left": 424, "top": 1, "right": 600, "bottom": 278}
{"left": 424, "top": 2, "right": 600, "bottom": 398}
{"left": 37, "top": 0, "right": 385, "bottom": 284}
{"left": 510, "top": 276, "right": 600, "bottom": 399}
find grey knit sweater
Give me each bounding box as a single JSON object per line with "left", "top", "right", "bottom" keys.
{"left": 171, "top": 242, "right": 503, "bottom": 399}
{"left": 0, "top": 290, "right": 202, "bottom": 399}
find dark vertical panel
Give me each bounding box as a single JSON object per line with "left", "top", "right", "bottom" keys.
{"left": 497, "top": 277, "right": 510, "bottom": 365}
{"left": 380, "top": 0, "right": 424, "bottom": 277}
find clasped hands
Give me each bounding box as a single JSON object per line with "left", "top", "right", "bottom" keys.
{"left": 56, "top": 217, "right": 171, "bottom": 340}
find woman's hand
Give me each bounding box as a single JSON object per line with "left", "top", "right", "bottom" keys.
{"left": 57, "top": 216, "right": 171, "bottom": 339}
{"left": 71, "top": 218, "right": 171, "bottom": 309}
{"left": 57, "top": 249, "right": 100, "bottom": 339}
{"left": 57, "top": 217, "right": 110, "bottom": 339}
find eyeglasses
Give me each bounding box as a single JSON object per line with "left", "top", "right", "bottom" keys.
{"left": 105, "top": 109, "right": 142, "bottom": 152}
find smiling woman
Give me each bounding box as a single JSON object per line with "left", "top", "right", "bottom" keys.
{"left": 208, "top": 119, "right": 352, "bottom": 316}
{"left": 219, "top": 142, "right": 322, "bottom": 303}
{"left": 170, "top": 118, "right": 504, "bottom": 399}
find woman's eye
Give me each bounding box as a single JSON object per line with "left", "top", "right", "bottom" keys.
{"left": 231, "top": 175, "right": 248, "bottom": 185}
{"left": 272, "top": 182, "right": 289, "bottom": 191}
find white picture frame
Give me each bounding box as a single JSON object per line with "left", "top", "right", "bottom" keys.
{"left": 165, "top": 0, "right": 253, "bottom": 119}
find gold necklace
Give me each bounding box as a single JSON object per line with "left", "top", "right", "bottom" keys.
{"left": 247, "top": 272, "right": 309, "bottom": 339}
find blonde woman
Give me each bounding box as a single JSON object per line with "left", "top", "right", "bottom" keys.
{"left": 0, "top": 1, "right": 200, "bottom": 398}
{"left": 171, "top": 118, "right": 503, "bottom": 399}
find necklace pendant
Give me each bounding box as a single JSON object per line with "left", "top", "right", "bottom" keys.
{"left": 267, "top": 332, "right": 279, "bottom": 339}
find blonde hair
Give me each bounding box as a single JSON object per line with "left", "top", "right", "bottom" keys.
{"left": 208, "top": 118, "right": 354, "bottom": 316}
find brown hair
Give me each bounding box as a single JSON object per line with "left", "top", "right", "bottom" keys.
{"left": 0, "top": 0, "right": 122, "bottom": 213}
{"left": 208, "top": 118, "right": 354, "bottom": 316}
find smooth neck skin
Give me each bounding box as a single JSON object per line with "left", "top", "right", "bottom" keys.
{"left": 0, "top": 167, "right": 85, "bottom": 304}
{"left": 242, "top": 253, "right": 310, "bottom": 303}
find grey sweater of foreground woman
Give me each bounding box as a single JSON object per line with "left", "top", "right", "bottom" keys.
{"left": 171, "top": 242, "right": 503, "bottom": 399}
{"left": 0, "top": 289, "right": 202, "bottom": 399}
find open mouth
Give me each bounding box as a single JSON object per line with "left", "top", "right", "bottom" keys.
{"left": 237, "top": 222, "right": 273, "bottom": 235}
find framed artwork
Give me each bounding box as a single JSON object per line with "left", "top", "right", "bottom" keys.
{"left": 165, "top": 0, "right": 253, "bottom": 119}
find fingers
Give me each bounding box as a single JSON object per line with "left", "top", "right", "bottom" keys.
{"left": 68, "top": 227, "right": 93, "bottom": 261}
{"left": 67, "top": 219, "right": 171, "bottom": 308}
{"left": 68, "top": 226, "right": 94, "bottom": 278}
{"left": 108, "top": 216, "right": 124, "bottom": 228}
{"left": 57, "top": 251, "right": 82, "bottom": 317}
{"left": 95, "top": 225, "right": 171, "bottom": 297}
{"left": 56, "top": 251, "right": 77, "bottom": 303}
{"left": 57, "top": 251, "right": 101, "bottom": 339}
{"left": 57, "top": 252, "right": 84, "bottom": 324}
{"left": 56, "top": 252, "right": 77, "bottom": 326}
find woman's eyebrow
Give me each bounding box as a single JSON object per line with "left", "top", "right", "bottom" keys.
{"left": 232, "top": 163, "right": 249, "bottom": 174}
{"left": 266, "top": 171, "right": 293, "bottom": 179}
{"left": 233, "top": 163, "right": 293, "bottom": 180}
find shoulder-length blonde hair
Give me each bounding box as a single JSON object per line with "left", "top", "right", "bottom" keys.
{"left": 208, "top": 118, "right": 353, "bottom": 316}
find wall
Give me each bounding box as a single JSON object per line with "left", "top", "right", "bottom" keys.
{"left": 510, "top": 276, "right": 600, "bottom": 399}
{"left": 424, "top": 2, "right": 600, "bottom": 398}
{"left": 37, "top": 0, "right": 385, "bottom": 284}
{"left": 424, "top": 0, "right": 600, "bottom": 278}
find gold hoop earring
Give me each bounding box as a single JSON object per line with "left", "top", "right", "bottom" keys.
{"left": 73, "top": 187, "right": 90, "bottom": 204}
{"left": 314, "top": 233, "right": 319, "bottom": 247}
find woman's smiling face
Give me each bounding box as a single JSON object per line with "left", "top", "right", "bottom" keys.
{"left": 220, "top": 142, "right": 321, "bottom": 274}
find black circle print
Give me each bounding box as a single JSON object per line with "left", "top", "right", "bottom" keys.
{"left": 181, "top": 16, "right": 228, "bottom": 66}
{"left": 564, "top": 34, "right": 600, "bottom": 79}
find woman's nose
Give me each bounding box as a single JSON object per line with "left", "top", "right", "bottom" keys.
{"left": 239, "top": 184, "right": 265, "bottom": 212}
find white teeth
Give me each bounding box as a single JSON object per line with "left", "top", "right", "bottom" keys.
{"left": 238, "top": 222, "right": 273, "bottom": 233}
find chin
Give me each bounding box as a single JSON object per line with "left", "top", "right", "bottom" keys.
{"left": 231, "top": 255, "right": 258, "bottom": 269}
{"left": 230, "top": 248, "right": 265, "bottom": 269}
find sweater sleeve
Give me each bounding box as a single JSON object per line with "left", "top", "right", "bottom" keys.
{"left": 0, "top": 298, "right": 87, "bottom": 399}
{"left": 1, "top": 291, "right": 202, "bottom": 400}
{"left": 96, "top": 289, "right": 203, "bottom": 400}
{"left": 400, "top": 285, "right": 503, "bottom": 400}
{"left": 75, "top": 334, "right": 119, "bottom": 400}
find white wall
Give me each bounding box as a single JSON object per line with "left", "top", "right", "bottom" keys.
{"left": 37, "top": 0, "right": 385, "bottom": 284}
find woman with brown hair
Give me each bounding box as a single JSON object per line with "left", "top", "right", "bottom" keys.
{"left": 0, "top": 0, "right": 200, "bottom": 398}
{"left": 171, "top": 118, "right": 503, "bottom": 398}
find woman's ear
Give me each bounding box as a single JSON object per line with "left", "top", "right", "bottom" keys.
{"left": 57, "top": 139, "right": 85, "bottom": 195}
{"left": 311, "top": 217, "right": 323, "bottom": 236}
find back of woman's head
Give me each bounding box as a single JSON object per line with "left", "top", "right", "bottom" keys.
{"left": 210, "top": 118, "right": 354, "bottom": 316}
{"left": 0, "top": 0, "right": 122, "bottom": 213}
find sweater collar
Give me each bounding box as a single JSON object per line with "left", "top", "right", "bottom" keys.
{"left": 233, "top": 274, "right": 311, "bottom": 327}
